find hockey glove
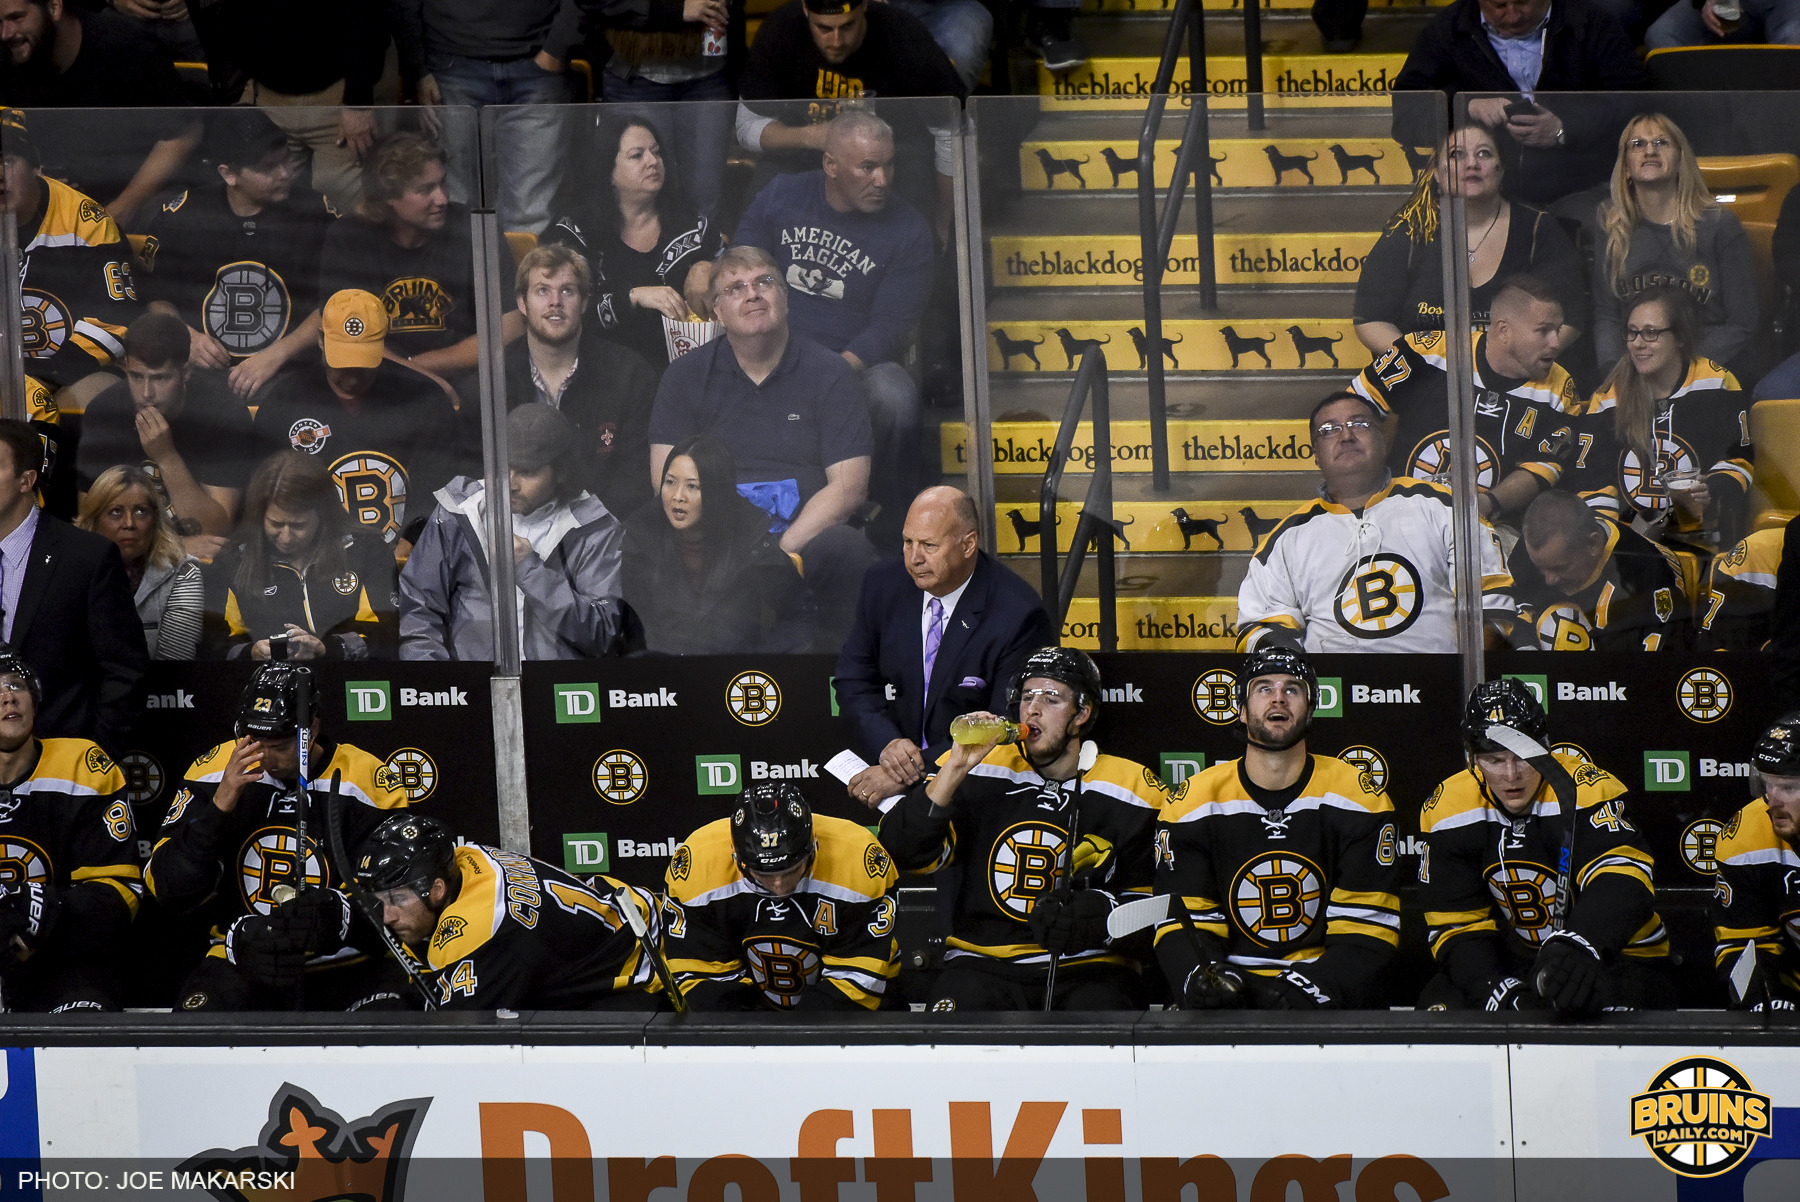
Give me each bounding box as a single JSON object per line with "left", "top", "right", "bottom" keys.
{"left": 1181, "top": 963, "right": 1247, "bottom": 1010}
{"left": 225, "top": 913, "right": 309, "bottom": 988}
{"left": 1247, "top": 967, "right": 1339, "bottom": 1010}
{"left": 1481, "top": 976, "right": 1549, "bottom": 1012}
{"left": 0, "top": 881, "right": 56, "bottom": 972}
{"left": 1027, "top": 887, "right": 1111, "bottom": 955}
{"left": 1531, "top": 931, "right": 1606, "bottom": 1015}
{"left": 280, "top": 887, "right": 353, "bottom": 954}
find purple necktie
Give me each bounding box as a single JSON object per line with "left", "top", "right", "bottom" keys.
{"left": 922, "top": 597, "right": 945, "bottom": 737}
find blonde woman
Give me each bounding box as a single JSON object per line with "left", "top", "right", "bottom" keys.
{"left": 76, "top": 466, "right": 204, "bottom": 660}
{"left": 1593, "top": 113, "right": 1756, "bottom": 374}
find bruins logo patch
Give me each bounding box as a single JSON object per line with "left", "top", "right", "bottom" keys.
{"left": 1334, "top": 553, "right": 1424, "bottom": 639}
{"left": 1191, "top": 669, "right": 1239, "bottom": 724}
{"left": 238, "top": 827, "right": 326, "bottom": 913}
{"left": 987, "top": 821, "right": 1068, "bottom": 919}
{"left": 1572, "top": 761, "right": 1607, "bottom": 788}
{"left": 432, "top": 915, "right": 467, "bottom": 950}
{"left": 726, "top": 671, "right": 782, "bottom": 726}
{"left": 1726, "top": 540, "right": 1748, "bottom": 568}
{"left": 193, "top": 743, "right": 222, "bottom": 768}
{"left": 19, "top": 289, "right": 73, "bottom": 358}
{"left": 1229, "top": 852, "right": 1325, "bottom": 946}
{"left": 0, "top": 836, "right": 52, "bottom": 891}
{"left": 670, "top": 844, "right": 691, "bottom": 881}
{"left": 1680, "top": 818, "right": 1725, "bottom": 876}
{"left": 1338, "top": 746, "right": 1388, "bottom": 794}
{"left": 1407, "top": 433, "right": 1498, "bottom": 490}
{"left": 77, "top": 199, "right": 106, "bottom": 226}
{"left": 333, "top": 570, "right": 361, "bottom": 596}
{"left": 863, "top": 843, "right": 891, "bottom": 880}
{"left": 1677, "top": 667, "right": 1731, "bottom": 723}
{"left": 331, "top": 452, "right": 410, "bottom": 543}
{"left": 744, "top": 935, "right": 822, "bottom": 1008}
{"left": 204, "top": 261, "right": 291, "bottom": 354}
{"left": 382, "top": 277, "right": 455, "bottom": 333}
{"left": 1486, "top": 862, "right": 1557, "bottom": 944}
{"left": 162, "top": 786, "right": 195, "bottom": 827}
{"left": 85, "top": 746, "right": 114, "bottom": 775}
{"left": 383, "top": 748, "right": 437, "bottom": 802}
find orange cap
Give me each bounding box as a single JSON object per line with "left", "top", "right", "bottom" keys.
{"left": 322, "top": 290, "right": 387, "bottom": 369}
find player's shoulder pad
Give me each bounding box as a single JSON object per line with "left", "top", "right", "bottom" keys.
{"left": 1717, "top": 799, "right": 1784, "bottom": 861}
{"left": 1404, "top": 329, "right": 1445, "bottom": 359}
{"left": 333, "top": 743, "right": 412, "bottom": 809}
{"left": 1314, "top": 754, "right": 1393, "bottom": 813}
{"left": 1159, "top": 759, "right": 1247, "bottom": 822}
{"left": 1253, "top": 498, "right": 1327, "bottom": 561}
{"left": 427, "top": 844, "right": 505, "bottom": 969}
{"left": 46, "top": 178, "right": 123, "bottom": 246}
{"left": 1418, "top": 769, "right": 1487, "bottom": 833}
{"left": 1722, "top": 528, "right": 1785, "bottom": 578}
{"left": 1565, "top": 754, "right": 1627, "bottom": 808}
{"left": 25, "top": 376, "right": 56, "bottom": 425}
{"left": 161, "top": 190, "right": 189, "bottom": 215}
{"left": 812, "top": 815, "right": 896, "bottom": 895}
{"left": 1083, "top": 754, "right": 1171, "bottom": 811}
{"left": 665, "top": 819, "right": 739, "bottom": 901}
{"left": 32, "top": 738, "right": 125, "bottom": 793}
{"left": 186, "top": 740, "right": 235, "bottom": 782}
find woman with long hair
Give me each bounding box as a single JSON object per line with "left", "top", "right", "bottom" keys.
{"left": 1354, "top": 123, "right": 1585, "bottom": 355}
{"left": 544, "top": 116, "right": 725, "bottom": 372}
{"left": 1584, "top": 287, "right": 1751, "bottom": 547}
{"left": 622, "top": 435, "right": 809, "bottom": 654}
{"left": 1593, "top": 113, "right": 1757, "bottom": 374}
{"left": 76, "top": 466, "right": 204, "bottom": 660}
{"left": 202, "top": 452, "right": 398, "bottom": 659}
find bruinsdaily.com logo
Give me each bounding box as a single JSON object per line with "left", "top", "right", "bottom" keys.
{"left": 1630, "top": 1055, "right": 1771, "bottom": 1177}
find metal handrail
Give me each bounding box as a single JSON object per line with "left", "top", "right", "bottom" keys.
{"left": 1039, "top": 347, "right": 1119, "bottom": 652}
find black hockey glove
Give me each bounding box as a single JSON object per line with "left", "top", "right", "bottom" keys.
{"left": 1247, "top": 967, "right": 1339, "bottom": 1010}
{"left": 283, "top": 887, "right": 354, "bottom": 953}
{"left": 225, "top": 912, "right": 309, "bottom": 988}
{"left": 1028, "top": 888, "right": 1111, "bottom": 955}
{"left": 1531, "top": 931, "right": 1606, "bottom": 1015}
{"left": 0, "top": 881, "right": 57, "bottom": 972}
{"left": 1481, "top": 976, "right": 1549, "bottom": 1012}
{"left": 1181, "top": 963, "right": 1247, "bottom": 1010}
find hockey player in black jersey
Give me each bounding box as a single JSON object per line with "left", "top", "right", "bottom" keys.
{"left": 0, "top": 652, "right": 140, "bottom": 1011}
{"left": 1511, "top": 489, "right": 1692, "bottom": 651}
{"left": 355, "top": 814, "right": 665, "bottom": 1011}
{"left": 665, "top": 782, "right": 899, "bottom": 1011}
{"left": 880, "top": 646, "right": 1165, "bottom": 1010}
{"left": 146, "top": 662, "right": 412, "bottom": 1010}
{"left": 1712, "top": 715, "right": 1800, "bottom": 1011}
{"left": 1155, "top": 646, "right": 1402, "bottom": 1010}
{"left": 1418, "top": 679, "right": 1673, "bottom": 1014}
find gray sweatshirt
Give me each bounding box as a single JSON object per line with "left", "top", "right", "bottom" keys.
{"left": 1592, "top": 206, "right": 1758, "bottom": 372}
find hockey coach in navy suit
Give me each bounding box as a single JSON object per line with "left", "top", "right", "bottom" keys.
{"left": 835, "top": 486, "right": 1056, "bottom": 809}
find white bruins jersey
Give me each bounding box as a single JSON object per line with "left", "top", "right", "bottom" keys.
{"left": 1237, "top": 477, "right": 1514, "bottom": 653}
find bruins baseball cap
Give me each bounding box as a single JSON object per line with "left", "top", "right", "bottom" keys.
{"left": 323, "top": 290, "right": 387, "bottom": 369}
{"left": 1, "top": 109, "right": 38, "bottom": 167}
{"left": 802, "top": 0, "right": 863, "bottom": 12}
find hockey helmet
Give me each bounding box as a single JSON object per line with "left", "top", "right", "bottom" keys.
{"left": 354, "top": 814, "right": 460, "bottom": 897}
{"left": 1008, "top": 646, "right": 1103, "bottom": 725}
{"left": 235, "top": 663, "right": 315, "bottom": 739}
{"left": 1462, "top": 678, "right": 1548, "bottom": 756}
{"left": 0, "top": 646, "right": 41, "bottom": 704}
{"left": 732, "top": 782, "right": 814, "bottom": 876}
{"left": 1752, "top": 713, "right": 1800, "bottom": 778}
{"left": 1237, "top": 644, "right": 1318, "bottom": 709}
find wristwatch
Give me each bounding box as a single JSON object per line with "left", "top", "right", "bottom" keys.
{"left": 1553, "top": 124, "right": 1566, "bottom": 147}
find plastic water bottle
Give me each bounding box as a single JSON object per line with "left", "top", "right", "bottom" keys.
{"left": 949, "top": 714, "right": 1028, "bottom": 745}
{"left": 1713, "top": 0, "right": 1742, "bottom": 32}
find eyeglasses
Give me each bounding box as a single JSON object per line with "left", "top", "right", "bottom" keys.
{"left": 0, "top": 680, "right": 27, "bottom": 694}
{"left": 1627, "top": 137, "right": 1673, "bottom": 152}
{"left": 1624, "top": 326, "right": 1670, "bottom": 343}
{"left": 718, "top": 273, "right": 780, "bottom": 302}
{"left": 1313, "top": 417, "right": 1375, "bottom": 439}
{"left": 1019, "top": 687, "right": 1070, "bottom": 706}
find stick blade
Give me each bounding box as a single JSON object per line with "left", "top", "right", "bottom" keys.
{"left": 1483, "top": 722, "right": 1552, "bottom": 762}
{"left": 1107, "top": 893, "right": 1170, "bottom": 939}
{"left": 1731, "top": 940, "right": 1759, "bottom": 1003}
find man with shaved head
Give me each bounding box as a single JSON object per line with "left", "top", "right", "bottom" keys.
{"left": 734, "top": 110, "right": 935, "bottom": 520}
{"left": 836, "top": 485, "right": 1056, "bottom": 808}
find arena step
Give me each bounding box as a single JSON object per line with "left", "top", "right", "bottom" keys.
{"left": 991, "top": 230, "right": 1379, "bottom": 287}
{"left": 985, "top": 316, "right": 1370, "bottom": 373}
{"left": 992, "top": 498, "right": 1308, "bottom": 553}
{"left": 988, "top": 375, "right": 1358, "bottom": 421}
{"left": 944, "top": 417, "right": 1315, "bottom": 474}
{"left": 1018, "top": 135, "right": 1423, "bottom": 191}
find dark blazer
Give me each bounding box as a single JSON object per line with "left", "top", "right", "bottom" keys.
{"left": 9, "top": 513, "right": 147, "bottom": 752}
{"left": 1391, "top": 0, "right": 1649, "bottom": 204}
{"left": 835, "top": 552, "right": 1057, "bottom": 763}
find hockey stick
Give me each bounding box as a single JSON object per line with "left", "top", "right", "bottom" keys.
{"left": 1106, "top": 893, "right": 1170, "bottom": 939}
{"left": 271, "top": 677, "right": 312, "bottom": 907}
{"left": 324, "top": 769, "right": 438, "bottom": 1010}
{"left": 1482, "top": 723, "right": 1580, "bottom": 932}
{"left": 1042, "top": 778, "right": 1083, "bottom": 1012}
{"left": 613, "top": 887, "right": 688, "bottom": 1015}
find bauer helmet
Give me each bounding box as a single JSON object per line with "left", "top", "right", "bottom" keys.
{"left": 1007, "top": 645, "right": 1103, "bottom": 730}
{"left": 235, "top": 663, "right": 315, "bottom": 739}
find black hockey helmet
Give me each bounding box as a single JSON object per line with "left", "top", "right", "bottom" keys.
{"left": 1237, "top": 644, "right": 1318, "bottom": 709}
{"left": 1752, "top": 713, "right": 1800, "bottom": 777}
{"left": 732, "top": 782, "right": 814, "bottom": 876}
{"left": 1462, "top": 678, "right": 1548, "bottom": 756}
{"left": 354, "top": 814, "right": 460, "bottom": 897}
{"left": 0, "top": 646, "right": 41, "bottom": 704}
{"left": 235, "top": 663, "right": 315, "bottom": 739}
{"left": 1008, "top": 646, "right": 1103, "bottom": 727}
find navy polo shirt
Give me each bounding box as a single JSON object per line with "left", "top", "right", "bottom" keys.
{"left": 647, "top": 332, "right": 873, "bottom": 531}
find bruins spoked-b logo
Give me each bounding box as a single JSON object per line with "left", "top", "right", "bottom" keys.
{"left": 592, "top": 750, "right": 648, "bottom": 805}
{"left": 1630, "top": 1056, "right": 1771, "bottom": 1177}
{"left": 1485, "top": 863, "right": 1555, "bottom": 944}
{"left": 1680, "top": 819, "right": 1725, "bottom": 876}
{"left": 204, "top": 262, "right": 291, "bottom": 354}
{"left": 1337, "top": 745, "right": 1389, "bottom": 792}
{"left": 332, "top": 452, "right": 410, "bottom": 542}
{"left": 19, "top": 289, "right": 72, "bottom": 358}
{"left": 383, "top": 748, "right": 438, "bottom": 802}
{"left": 1553, "top": 742, "right": 1593, "bottom": 764}
{"left": 118, "top": 751, "right": 164, "bottom": 806}
{"left": 726, "top": 670, "right": 781, "bottom": 726}
{"left": 239, "top": 827, "right": 325, "bottom": 911}
{"left": 1620, "top": 436, "right": 1698, "bottom": 515}
{"left": 1677, "top": 667, "right": 1732, "bottom": 723}
{"left": 989, "top": 821, "right": 1067, "bottom": 918}
{"left": 1230, "top": 852, "right": 1324, "bottom": 945}
{"left": 1335, "top": 553, "right": 1423, "bottom": 639}
{"left": 0, "top": 837, "right": 50, "bottom": 890}
{"left": 1192, "top": 668, "right": 1239, "bottom": 724}
{"left": 745, "top": 935, "right": 823, "bottom": 1007}
{"left": 1533, "top": 602, "right": 1595, "bottom": 651}
{"left": 1406, "top": 433, "right": 1498, "bottom": 490}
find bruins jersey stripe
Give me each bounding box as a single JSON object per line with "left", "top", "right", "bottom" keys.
{"left": 18, "top": 739, "right": 126, "bottom": 796}
{"left": 183, "top": 740, "right": 407, "bottom": 811}
{"left": 26, "top": 178, "right": 123, "bottom": 252}
{"left": 943, "top": 937, "right": 1132, "bottom": 970}
{"left": 429, "top": 845, "right": 509, "bottom": 968}
{"left": 1163, "top": 756, "right": 1390, "bottom": 824}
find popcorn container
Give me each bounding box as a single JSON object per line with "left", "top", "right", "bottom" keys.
{"left": 663, "top": 315, "right": 721, "bottom": 361}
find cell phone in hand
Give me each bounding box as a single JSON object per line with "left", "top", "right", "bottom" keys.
{"left": 1504, "top": 100, "right": 1542, "bottom": 119}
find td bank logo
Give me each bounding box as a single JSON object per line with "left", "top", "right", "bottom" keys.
{"left": 696, "top": 754, "right": 743, "bottom": 794}
{"left": 1159, "top": 752, "right": 1206, "bottom": 787}
{"left": 1314, "top": 676, "right": 1342, "bottom": 718}
{"left": 1503, "top": 673, "right": 1549, "bottom": 711}
{"left": 1645, "top": 751, "right": 1691, "bottom": 792}
{"left": 563, "top": 832, "right": 609, "bottom": 874}
{"left": 347, "top": 680, "right": 390, "bottom": 720}
{"left": 554, "top": 684, "right": 601, "bottom": 723}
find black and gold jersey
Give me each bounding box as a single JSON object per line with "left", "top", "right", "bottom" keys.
{"left": 1712, "top": 799, "right": 1800, "bottom": 1004}
{"left": 0, "top": 738, "right": 139, "bottom": 937}
{"left": 425, "top": 844, "right": 660, "bottom": 1010}
{"left": 146, "top": 738, "right": 408, "bottom": 961}
{"left": 1700, "top": 527, "right": 1783, "bottom": 651}
{"left": 880, "top": 744, "right": 1164, "bottom": 979}
{"left": 1349, "top": 329, "right": 1585, "bottom": 492}
{"left": 1575, "top": 358, "right": 1751, "bottom": 527}
{"left": 1508, "top": 518, "right": 1692, "bottom": 651}
{"left": 317, "top": 206, "right": 504, "bottom": 358}
{"left": 1153, "top": 755, "right": 1402, "bottom": 1004}
{"left": 663, "top": 814, "right": 899, "bottom": 1011}
{"left": 1419, "top": 752, "right": 1667, "bottom": 999}
{"left": 200, "top": 528, "right": 397, "bottom": 658}
{"left": 18, "top": 177, "right": 138, "bottom": 389}
{"left": 137, "top": 183, "right": 337, "bottom": 359}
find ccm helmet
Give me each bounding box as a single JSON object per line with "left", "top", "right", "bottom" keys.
{"left": 1008, "top": 646, "right": 1103, "bottom": 728}
{"left": 1462, "top": 678, "right": 1548, "bottom": 756}
{"left": 236, "top": 663, "right": 315, "bottom": 739}
{"left": 1237, "top": 644, "right": 1318, "bottom": 709}
{"left": 1752, "top": 713, "right": 1800, "bottom": 777}
{"left": 354, "top": 814, "right": 459, "bottom": 897}
{"left": 732, "top": 782, "right": 814, "bottom": 875}
{"left": 0, "top": 646, "right": 41, "bottom": 704}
